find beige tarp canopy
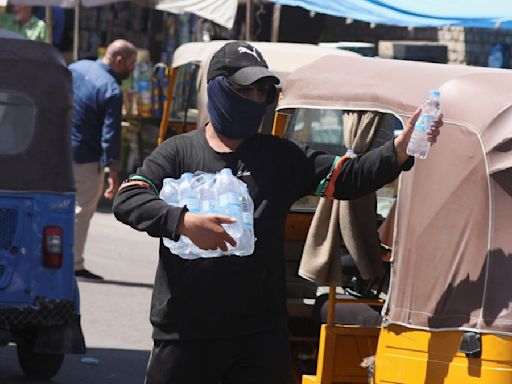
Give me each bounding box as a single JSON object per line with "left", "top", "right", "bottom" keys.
{"left": 278, "top": 55, "right": 512, "bottom": 335}
{"left": 171, "top": 40, "right": 359, "bottom": 82}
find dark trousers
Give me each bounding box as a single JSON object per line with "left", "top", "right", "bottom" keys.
{"left": 145, "top": 328, "right": 292, "bottom": 384}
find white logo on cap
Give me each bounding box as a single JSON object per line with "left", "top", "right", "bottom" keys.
{"left": 238, "top": 46, "right": 261, "bottom": 61}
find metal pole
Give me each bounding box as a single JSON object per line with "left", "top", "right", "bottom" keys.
{"left": 73, "top": 2, "right": 80, "bottom": 61}
{"left": 45, "top": 6, "right": 53, "bottom": 45}
{"left": 245, "top": 0, "right": 252, "bottom": 41}
{"left": 271, "top": 4, "right": 281, "bottom": 42}
{"left": 327, "top": 286, "right": 336, "bottom": 326}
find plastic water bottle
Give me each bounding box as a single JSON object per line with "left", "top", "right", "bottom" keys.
{"left": 216, "top": 168, "right": 243, "bottom": 239}
{"left": 407, "top": 90, "right": 441, "bottom": 159}
{"left": 178, "top": 173, "right": 200, "bottom": 213}
{"left": 174, "top": 173, "right": 201, "bottom": 259}
{"left": 233, "top": 183, "right": 255, "bottom": 256}
{"left": 160, "top": 171, "right": 256, "bottom": 258}
{"left": 134, "top": 50, "right": 153, "bottom": 117}
{"left": 193, "top": 174, "right": 221, "bottom": 257}
{"left": 160, "top": 178, "right": 179, "bottom": 206}
{"left": 160, "top": 178, "right": 179, "bottom": 250}
{"left": 198, "top": 174, "right": 217, "bottom": 216}
{"left": 160, "top": 178, "right": 191, "bottom": 257}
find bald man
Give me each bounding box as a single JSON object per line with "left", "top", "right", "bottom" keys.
{"left": 70, "top": 39, "right": 137, "bottom": 279}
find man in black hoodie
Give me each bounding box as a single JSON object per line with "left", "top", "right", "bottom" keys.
{"left": 113, "top": 41, "right": 442, "bottom": 384}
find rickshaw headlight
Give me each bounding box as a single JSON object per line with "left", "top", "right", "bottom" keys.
{"left": 43, "top": 226, "right": 63, "bottom": 268}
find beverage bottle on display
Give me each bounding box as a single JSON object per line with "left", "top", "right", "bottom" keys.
{"left": 233, "top": 183, "right": 255, "bottom": 256}
{"left": 135, "top": 50, "right": 153, "bottom": 117}
{"left": 151, "top": 63, "right": 166, "bottom": 118}
{"left": 407, "top": 89, "right": 441, "bottom": 159}
{"left": 216, "top": 168, "right": 243, "bottom": 240}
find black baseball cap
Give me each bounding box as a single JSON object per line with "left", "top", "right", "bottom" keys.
{"left": 207, "top": 41, "right": 280, "bottom": 85}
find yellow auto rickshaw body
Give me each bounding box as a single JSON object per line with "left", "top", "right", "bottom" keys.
{"left": 375, "top": 325, "right": 512, "bottom": 383}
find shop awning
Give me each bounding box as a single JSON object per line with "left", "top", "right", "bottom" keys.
{"left": 273, "top": 0, "right": 512, "bottom": 29}
{"left": 0, "top": 0, "right": 123, "bottom": 6}
{"left": 155, "top": 0, "right": 237, "bottom": 29}
{"left": 1, "top": 0, "right": 238, "bottom": 29}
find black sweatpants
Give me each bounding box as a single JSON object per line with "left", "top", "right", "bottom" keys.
{"left": 144, "top": 328, "right": 292, "bottom": 384}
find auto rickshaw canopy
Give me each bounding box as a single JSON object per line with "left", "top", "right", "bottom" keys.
{"left": 171, "top": 40, "right": 360, "bottom": 81}
{"left": 277, "top": 54, "right": 512, "bottom": 336}
{"left": 0, "top": 36, "right": 74, "bottom": 193}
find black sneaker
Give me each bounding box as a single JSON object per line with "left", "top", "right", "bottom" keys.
{"left": 75, "top": 269, "right": 104, "bottom": 280}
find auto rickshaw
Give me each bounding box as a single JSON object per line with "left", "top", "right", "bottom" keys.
{"left": 0, "top": 33, "right": 86, "bottom": 379}
{"left": 272, "top": 54, "right": 512, "bottom": 383}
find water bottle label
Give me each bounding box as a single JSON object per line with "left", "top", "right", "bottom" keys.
{"left": 219, "top": 192, "right": 241, "bottom": 208}
{"left": 242, "top": 212, "right": 253, "bottom": 227}
{"left": 415, "top": 115, "right": 435, "bottom": 132}
{"left": 201, "top": 200, "right": 217, "bottom": 214}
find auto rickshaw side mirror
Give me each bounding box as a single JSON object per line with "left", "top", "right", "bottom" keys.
{"left": 272, "top": 111, "right": 288, "bottom": 138}
{"left": 271, "top": 104, "right": 295, "bottom": 138}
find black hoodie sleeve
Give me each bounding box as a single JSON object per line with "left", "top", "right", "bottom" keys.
{"left": 112, "top": 139, "right": 187, "bottom": 240}
{"left": 332, "top": 139, "right": 414, "bottom": 200}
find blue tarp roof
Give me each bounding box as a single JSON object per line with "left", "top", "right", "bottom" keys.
{"left": 273, "top": 0, "right": 512, "bottom": 29}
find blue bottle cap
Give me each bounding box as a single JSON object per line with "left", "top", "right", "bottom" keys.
{"left": 220, "top": 168, "right": 233, "bottom": 176}
{"left": 429, "top": 89, "right": 441, "bottom": 98}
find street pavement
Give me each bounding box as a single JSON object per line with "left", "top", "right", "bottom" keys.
{"left": 0, "top": 204, "right": 160, "bottom": 384}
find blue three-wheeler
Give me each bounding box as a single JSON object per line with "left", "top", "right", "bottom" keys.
{"left": 0, "top": 32, "right": 86, "bottom": 379}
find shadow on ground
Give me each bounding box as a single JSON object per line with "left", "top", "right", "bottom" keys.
{"left": 77, "top": 278, "right": 154, "bottom": 289}
{"left": 0, "top": 345, "right": 150, "bottom": 384}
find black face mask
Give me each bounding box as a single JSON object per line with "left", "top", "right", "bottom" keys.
{"left": 207, "top": 76, "right": 276, "bottom": 139}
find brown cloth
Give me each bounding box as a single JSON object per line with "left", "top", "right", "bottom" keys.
{"left": 299, "top": 111, "right": 394, "bottom": 285}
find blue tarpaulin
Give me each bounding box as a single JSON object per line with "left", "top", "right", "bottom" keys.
{"left": 273, "top": 0, "right": 512, "bottom": 29}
